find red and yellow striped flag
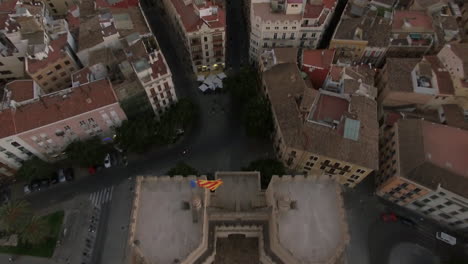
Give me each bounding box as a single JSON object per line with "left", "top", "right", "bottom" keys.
{"left": 196, "top": 179, "right": 223, "bottom": 191}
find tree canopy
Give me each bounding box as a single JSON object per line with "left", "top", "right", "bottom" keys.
{"left": 243, "top": 158, "right": 286, "bottom": 189}
{"left": 167, "top": 162, "right": 198, "bottom": 176}
{"left": 65, "top": 137, "right": 109, "bottom": 167}
{"left": 224, "top": 67, "right": 258, "bottom": 103}
{"left": 0, "top": 200, "right": 32, "bottom": 233}
{"left": 243, "top": 96, "right": 274, "bottom": 138}
{"left": 15, "top": 157, "right": 54, "bottom": 181}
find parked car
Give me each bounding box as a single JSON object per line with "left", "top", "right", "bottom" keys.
{"left": 40, "top": 179, "right": 50, "bottom": 189}
{"left": 398, "top": 215, "right": 417, "bottom": 227}
{"left": 23, "top": 184, "right": 31, "bottom": 194}
{"left": 436, "top": 232, "right": 457, "bottom": 245}
{"left": 57, "top": 169, "right": 66, "bottom": 183}
{"left": 50, "top": 174, "right": 59, "bottom": 185}
{"left": 64, "top": 168, "right": 74, "bottom": 181}
{"left": 380, "top": 212, "right": 398, "bottom": 222}
{"left": 30, "top": 179, "right": 40, "bottom": 192}
{"left": 104, "top": 154, "right": 112, "bottom": 168}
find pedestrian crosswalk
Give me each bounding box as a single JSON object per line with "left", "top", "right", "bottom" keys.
{"left": 89, "top": 186, "right": 114, "bottom": 206}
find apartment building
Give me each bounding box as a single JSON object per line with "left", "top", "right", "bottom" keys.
{"left": 387, "top": 10, "right": 436, "bottom": 58}
{"left": 329, "top": 0, "right": 391, "bottom": 67}
{"left": 300, "top": 49, "right": 334, "bottom": 89}
{"left": 25, "top": 33, "right": 80, "bottom": 93}
{"left": 377, "top": 56, "right": 456, "bottom": 109}
{"left": 43, "top": 0, "right": 77, "bottom": 16}
{"left": 377, "top": 119, "right": 468, "bottom": 233}
{"left": 262, "top": 62, "right": 379, "bottom": 188}
{"left": 161, "top": 0, "right": 226, "bottom": 73}
{"left": 0, "top": 79, "right": 127, "bottom": 179}
{"left": 76, "top": 1, "right": 178, "bottom": 117}
{"left": 249, "top": 0, "right": 337, "bottom": 63}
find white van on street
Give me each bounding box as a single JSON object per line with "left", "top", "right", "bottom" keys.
{"left": 436, "top": 232, "right": 456, "bottom": 245}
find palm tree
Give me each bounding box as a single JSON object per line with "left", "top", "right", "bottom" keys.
{"left": 0, "top": 200, "right": 32, "bottom": 233}
{"left": 20, "top": 216, "right": 49, "bottom": 245}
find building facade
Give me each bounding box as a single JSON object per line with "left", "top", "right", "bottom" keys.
{"left": 262, "top": 62, "right": 379, "bottom": 188}
{"left": 377, "top": 119, "right": 468, "bottom": 234}
{"left": 249, "top": 0, "right": 337, "bottom": 63}
{"left": 161, "top": 0, "right": 226, "bottom": 73}
{"left": 43, "top": 0, "right": 77, "bottom": 16}
{"left": 0, "top": 79, "right": 127, "bottom": 179}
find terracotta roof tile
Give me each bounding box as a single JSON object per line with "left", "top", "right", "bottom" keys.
{"left": 169, "top": 0, "right": 225, "bottom": 32}
{"left": 150, "top": 53, "right": 168, "bottom": 79}
{"left": 302, "top": 49, "right": 334, "bottom": 69}
{"left": 5, "top": 80, "right": 35, "bottom": 102}
{"left": 304, "top": 4, "right": 323, "bottom": 19}
{"left": 12, "top": 79, "right": 119, "bottom": 133}
{"left": 424, "top": 56, "right": 454, "bottom": 95}
{"left": 392, "top": 11, "right": 433, "bottom": 31}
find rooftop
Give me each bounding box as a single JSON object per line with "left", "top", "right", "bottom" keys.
{"left": 260, "top": 48, "right": 298, "bottom": 72}
{"left": 169, "top": 0, "right": 225, "bottom": 32}
{"left": 302, "top": 49, "right": 335, "bottom": 69}
{"left": 0, "top": 79, "right": 119, "bottom": 139}
{"left": 392, "top": 10, "right": 434, "bottom": 32}
{"left": 211, "top": 172, "right": 261, "bottom": 211}
{"left": 132, "top": 176, "right": 205, "bottom": 264}
{"left": 311, "top": 94, "right": 349, "bottom": 122}
{"left": 263, "top": 63, "right": 379, "bottom": 170}
{"left": 5, "top": 80, "right": 35, "bottom": 103}
{"left": 442, "top": 104, "right": 468, "bottom": 131}
{"left": 26, "top": 34, "right": 69, "bottom": 74}
{"left": 333, "top": 9, "right": 391, "bottom": 47}
{"left": 397, "top": 119, "right": 468, "bottom": 197}
{"left": 269, "top": 176, "right": 348, "bottom": 263}
{"left": 384, "top": 58, "right": 421, "bottom": 93}
{"left": 252, "top": 3, "right": 302, "bottom": 22}
{"left": 424, "top": 56, "right": 454, "bottom": 95}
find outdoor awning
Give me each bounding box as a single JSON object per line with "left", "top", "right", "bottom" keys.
{"left": 216, "top": 72, "right": 227, "bottom": 79}
{"left": 198, "top": 84, "right": 209, "bottom": 92}
{"left": 197, "top": 75, "right": 205, "bottom": 82}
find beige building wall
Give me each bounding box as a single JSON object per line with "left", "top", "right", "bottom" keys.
{"left": 329, "top": 39, "right": 367, "bottom": 62}
{"left": 271, "top": 111, "right": 373, "bottom": 189}
{"left": 44, "top": 0, "right": 76, "bottom": 16}
{"left": 437, "top": 45, "right": 465, "bottom": 80}
{"left": 27, "top": 53, "right": 79, "bottom": 93}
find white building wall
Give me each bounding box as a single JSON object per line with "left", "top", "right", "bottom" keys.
{"left": 406, "top": 186, "right": 468, "bottom": 231}
{"left": 0, "top": 135, "right": 46, "bottom": 169}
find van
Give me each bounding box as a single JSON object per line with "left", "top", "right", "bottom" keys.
{"left": 436, "top": 232, "right": 456, "bottom": 245}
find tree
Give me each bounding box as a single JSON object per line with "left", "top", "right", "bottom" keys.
{"left": 243, "top": 159, "right": 286, "bottom": 189}
{"left": 224, "top": 67, "right": 259, "bottom": 104}
{"left": 243, "top": 96, "right": 274, "bottom": 138}
{"left": 115, "top": 113, "right": 158, "bottom": 153}
{"left": 65, "top": 137, "right": 109, "bottom": 167}
{"left": 167, "top": 162, "right": 198, "bottom": 176}
{"left": 20, "top": 216, "right": 49, "bottom": 245}
{"left": 0, "top": 200, "right": 32, "bottom": 233}
{"left": 15, "top": 157, "right": 54, "bottom": 181}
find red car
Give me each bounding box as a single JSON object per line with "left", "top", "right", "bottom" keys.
{"left": 380, "top": 212, "right": 398, "bottom": 222}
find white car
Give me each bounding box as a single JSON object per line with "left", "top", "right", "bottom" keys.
{"left": 104, "top": 154, "right": 112, "bottom": 168}
{"left": 23, "top": 184, "right": 31, "bottom": 194}
{"left": 57, "top": 169, "right": 66, "bottom": 183}
{"left": 436, "top": 232, "right": 456, "bottom": 245}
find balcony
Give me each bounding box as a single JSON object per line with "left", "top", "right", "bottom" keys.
{"left": 213, "top": 37, "right": 223, "bottom": 43}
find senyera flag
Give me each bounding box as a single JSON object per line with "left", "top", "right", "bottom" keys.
{"left": 192, "top": 179, "right": 223, "bottom": 191}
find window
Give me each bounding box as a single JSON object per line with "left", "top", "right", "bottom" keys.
{"left": 51, "top": 77, "right": 57, "bottom": 81}
{"left": 422, "top": 199, "right": 430, "bottom": 203}
{"left": 357, "top": 169, "right": 366, "bottom": 174}
{"left": 46, "top": 70, "right": 53, "bottom": 76}
{"left": 17, "top": 57, "right": 24, "bottom": 62}
{"left": 445, "top": 201, "right": 453, "bottom": 206}
{"left": 55, "top": 64, "right": 62, "bottom": 70}
{"left": 0, "top": 70, "right": 12, "bottom": 75}
{"left": 414, "top": 188, "right": 421, "bottom": 193}
{"left": 266, "top": 27, "right": 270, "bottom": 30}
{"left": 37, "top": 75, "right": 43, "bottom": 80}
{"left": 292, "top": 26, "right": 296, "bottom": 29}
{"left": 453, "top": 220, "right": 463, "bottom": 225}
{"left": 204, "top": 37, "right": 207, "bottom": 42}
{"left": 290, "top": 33, "right": 295, "bottom": 39}
{"left": 436, "top": 204, "right": 444, "bottom": 209}
{"left": 427, "top": 208, "right": 435, "bottom": 213}
{"left": 11, "top": 141, "right": 20, "bottom": 147}
{"left": 351, "top": 175, "right": 359, "bottom": 180}
{"left": 60, "top": 71, "right": 66, "bottom": 77}
{"left": 283, "top": 26, "right": 287, "bottom": 30}
{"left": 439, "top": 192, "right": 446, "bottom": 196}
{"left": 274, "top": 27, "right": 279, "bottom": 30}
{"left": 430, "top": 195, "right": 439, "bottom": 200}
{"left": 69, "top": 67, "right": 75, "bottom": 71}
{"left": 64, "top": 60, "right": 70, "bottom": 65}
{"left": 401, "top": 183, "right": 408, "bottom": 188}
{"left": 274, "top": 33, "right": 277, "bottom": 39}
{"left": 439, "top": 213, "right": 451, "bottom": 219}
{"left": 301, "top": 33, "right": 307, "bottom": 39}
{"left": 413, "top": 201, "right": 424, "bottom": 208}
{"left": 282, "top": 33, "right": 286, "bottom": 39}
{"left": 49, "top": 3, "right": 54, "bottom": 7}
{"left": 450, "top": 211, "right": 459, "bottom": 216}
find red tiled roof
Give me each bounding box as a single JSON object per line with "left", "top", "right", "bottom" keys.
{"left": 329, "top": 66, "right": 343, "bottom": 82}
{"left": 169, "top": 0, "right": 225, "bottom": 32}
{"left": 13, "top": 79, "right": 117, "bottom": 134}
{"left": 72, "top": 67, "right": 92, "bottom": 85}
{"left": 0, "top": 109, "right": 16, "bottom": 138}
{"left": 66, "top": 5, "right": 80, "bottom": 30}
{"left": 302, "top": 49, "right": 335, "bottom": 69}
{"left": 392, "top": 11, "right": 433, "bottom": 31}
{"left": 0, "top": 0, "right": 18, "bottom": 13}
{"left": 304, "top": 4, "right": 324, "bottom": 19}
{"left": 26, "top": 34, "right": 69, "bottom": 74}
{"left": 150, "top": 53, "right": 168, "bottom": 79}
{"left": 323, "top": 0, "right": 337, "bottom": 9}
{"left": 312, "top": 94, "right": 349, "bottom": 122}
{"left": 386, "top": 112, "right": 402, "bottom": 126}
{"left": 6, "top": 80, "right": 35, "bottom": 102}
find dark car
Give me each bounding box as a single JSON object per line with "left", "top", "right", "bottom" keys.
{"left": 64, "top": 168, "right": 74, "bottom": 181}
{"left": 50, "top": 173, "right": 59, "bottom": 185}
{"left": 398, "top": 215, "right": 417, "bottom": 227}
{"left": 30, "top": 179, "right": 40, "bottom": 192}
{"left": 40, "top": 179, "right": 50, "bottom": 189}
